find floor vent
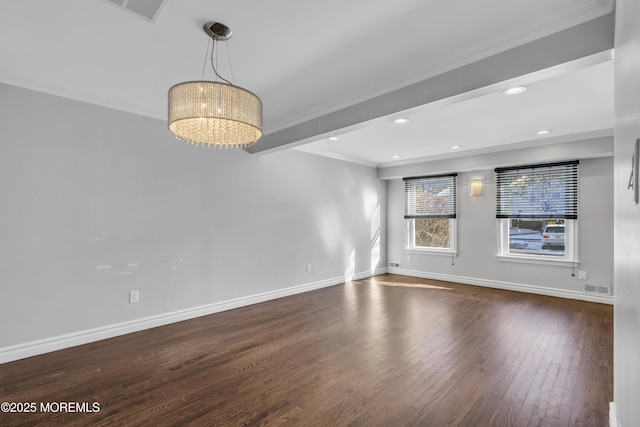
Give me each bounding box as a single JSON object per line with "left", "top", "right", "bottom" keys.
{"left": 583, "top": 284, "right": 612, "bottom": 296}
{"left": 389, "top": 262, "right": 400, "bottom": 268}
{"left": 101, "top": 0, "right": 170, "bottom": 23}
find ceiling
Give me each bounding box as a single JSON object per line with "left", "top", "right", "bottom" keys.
{"left": 296, "top": 59, "right": 614, "bottom": 166}
{"left": 0, "top": 0, "right": 614, "bottom": 166}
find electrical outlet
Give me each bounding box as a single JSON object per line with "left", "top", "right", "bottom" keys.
{"left": 306, "top": 264, "right": 312, "bottom": 273}
{"left": 408, "top": 255, "right": 412, "bottom": 262}
{"left": 129, "top": 290, "right": 139, "bottom": 303}
{"left": 579, "top": 271, "right": 587, "bottom": 280}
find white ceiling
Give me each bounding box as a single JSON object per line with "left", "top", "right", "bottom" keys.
{"left": 0, "top": 0, "right": 614, "bottom": 166}
{"left": 297, "top": 58, "right": 614, "bottom": 166}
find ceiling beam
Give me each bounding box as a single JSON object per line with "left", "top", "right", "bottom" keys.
{"left": 246, "top": 13, "right": 614, "bottom": 155}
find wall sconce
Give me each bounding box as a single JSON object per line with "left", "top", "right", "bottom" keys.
{"left": 470, "top": 179, "right": 483, "bottom": 200}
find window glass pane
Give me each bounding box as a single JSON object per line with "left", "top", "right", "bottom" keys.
{"left": 509, "top": 219, "right": 565, "bottom": 256}
{"left": 415, "top": 218, "right": 450, "bottom": 248}
{"left": 413, "top": 180, "right": 453, "bottom": 216}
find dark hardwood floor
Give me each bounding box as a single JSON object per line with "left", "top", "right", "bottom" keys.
{"left": 0, "top": 274, "right": 613, "bottom": 426}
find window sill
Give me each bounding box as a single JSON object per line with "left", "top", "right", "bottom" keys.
{"left": 408, "top": 248, "right": 458, "bottom": 257}
{"left": 496, "top": 255, "right": 579, "bottom": 267}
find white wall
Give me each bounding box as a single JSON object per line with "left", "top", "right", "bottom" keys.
{"left": 0, "top": 83, "right": 386, "bottom": 362}
{"left": 613, "top": 0, "right": 640, "bottom": 425}
{"left": 385, "top": 142, "right": 613, "bottom": 302}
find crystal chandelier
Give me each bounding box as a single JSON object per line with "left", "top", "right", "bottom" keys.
{"left": 168, "top": 22, "right": 263, "bottom": 148}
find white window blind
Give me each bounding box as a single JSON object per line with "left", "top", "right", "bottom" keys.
{"left": 495, "top": 161, "right": 578, "bottom": 219}
{"left": 404, "top": 174, "right": 457, "bottom": 219}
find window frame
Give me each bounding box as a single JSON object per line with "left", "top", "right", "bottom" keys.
{"left": 496, "top": 218, "right": 578, "bottom": 266}
{"left": 403, "top": 173, "right": 458, "bottom": 254}
{"left": 407, "top": 217, "right": 458, "bottom": 255}
{"left": 495, "top": 161, "right": 579, "bottom": 266}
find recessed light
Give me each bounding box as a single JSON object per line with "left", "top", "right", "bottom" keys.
{"left": 328, "top": 136, "right": 339, "bottom": 141}
{"left": 393, "top": 118, "right": 410, "bottom": 124}
{"left": 391, "top": 155, "right": 400, "bottom": 159}
{"left": 503, "top": 86, "right": 528, "bottom": 95}
{"left": 450, "top": 145, "right": 462, "bottom": 150}
{"left": 537, "top": 130, "right": 551, "bottom": 135}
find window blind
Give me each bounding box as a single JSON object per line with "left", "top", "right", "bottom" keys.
{"left": 404, "top": 174, "right": 457, "bottom": 219}
{"left": 495, "top": 161, "right": 578, "bottom": 219}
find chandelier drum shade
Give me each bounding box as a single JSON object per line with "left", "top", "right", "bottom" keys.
{"left": 168, "top": 81, "right": 263, "bottom": 147}
{"left": 168, "top": 22, "right": 263, "bottom": 148}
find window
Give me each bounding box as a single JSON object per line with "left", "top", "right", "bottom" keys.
{"left": 404, "top": 174, "right": 457, "bottom": 253}
{"left": 495, "top": 161, "right": 578, "bottom": 264}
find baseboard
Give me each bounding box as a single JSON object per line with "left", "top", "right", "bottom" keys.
{"left": 0, "top": 269, "right": 386, "bottom": 364}
{"left": 610, "top": 402, "right": 619, "bottom": 427}
{"left": 387, "top": 267, "right": 614, "bottom": 305}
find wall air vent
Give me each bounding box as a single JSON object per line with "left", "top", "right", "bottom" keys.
{"left": 583, "top": 284, "right": 612, "bottom": 296}
{"left": 101, "top": 0, "right": 170, "bottom": 23}
{"left": 389, "top": 262, "right": 400, "bottom": 268}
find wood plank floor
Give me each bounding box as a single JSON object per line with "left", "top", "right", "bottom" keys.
{"left": 0, "top": 274, "right": 613, "bottom": 426}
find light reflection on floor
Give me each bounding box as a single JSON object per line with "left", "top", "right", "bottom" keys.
{"left": 344, "top": 277, "right": 457, "bottom": 374}
{"left": 353, "top": 280, "right": 453, "bottom": 291}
